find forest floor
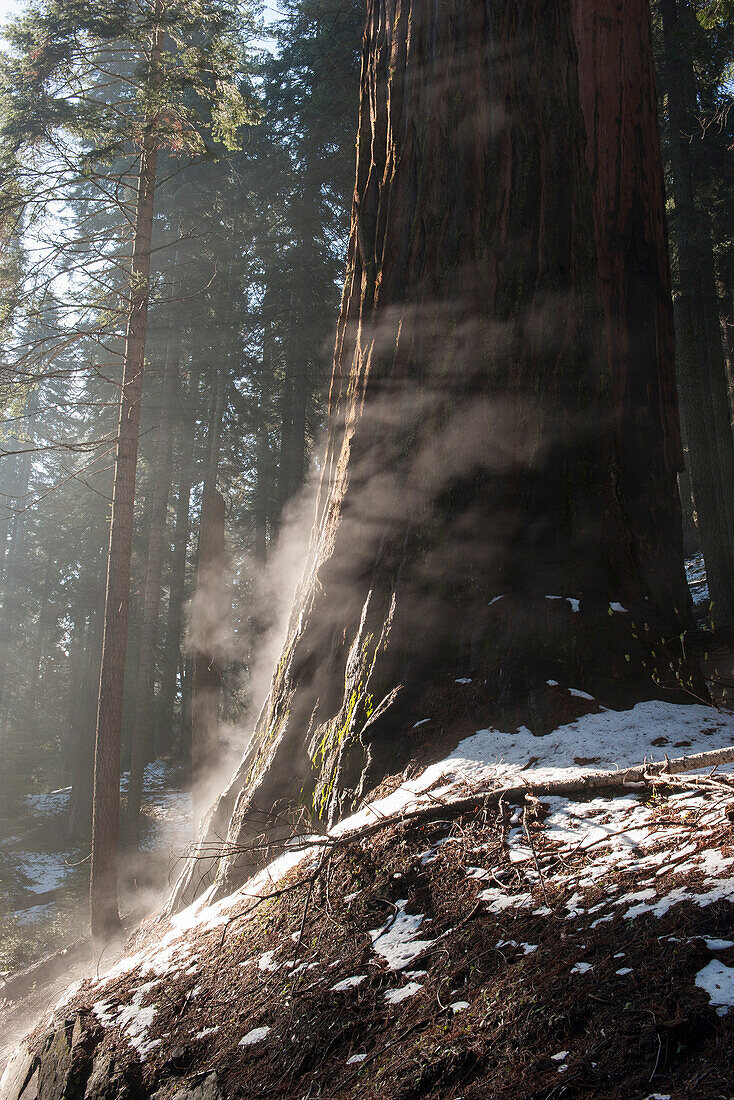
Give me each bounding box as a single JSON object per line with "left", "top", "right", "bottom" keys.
{"left": 0, "top": 556, "right": 725, "bottom": 1097}
{"left": 2, "top": 694, "right": 734, "bottom": 1099}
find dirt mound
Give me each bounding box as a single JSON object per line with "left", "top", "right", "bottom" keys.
{"left": 4, "top": 735, "right": 734, "bottom": 1099}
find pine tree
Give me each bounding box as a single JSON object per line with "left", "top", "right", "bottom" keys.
{"left": 0, "top": 0, "right": 254, "bottom": 939}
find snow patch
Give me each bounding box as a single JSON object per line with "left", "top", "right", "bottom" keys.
{"left": 384, "top": 981, "right": 423, "bottom": 1004}
{"left": 331, "top": 975, "right": 367, "bottom": 992}
{"left": 695, "top": 959, "right": 734, "bottom": 1015}
{"left": 239, "top": 1026, "right": 271, "bottom": 1046}
{"left": 92, "top": 981, "right": 161, "bottom": 1061}
{"left": 369, "top": 900, "right": 434, "bottom": 971}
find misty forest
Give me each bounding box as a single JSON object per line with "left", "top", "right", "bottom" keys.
{"left": 0, "top": 0, "right": 733, "bottom": 1096}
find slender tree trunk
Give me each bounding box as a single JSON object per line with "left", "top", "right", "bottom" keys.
{"left": 67, "top": 576, "right": 106, "bottom": 842}
{"left": 180, "top": 653, "right": 192, "bottom": 764}
{"left": 190, "top": 489, "right": 225, "bottom": 829}
{"left": 0, "top": 407, "right": 36, "bottom": 728}
{"left": 158, "top": 364, "right": 198, "bottom": 755}
{"left": 64, "top": 613, "right": 86, "bottom": 786}
{"left": 90, "top": 20, "right": 162, "bottom": 942}
{"left": 254, "top": 418, "right": 269, "bottom": 563}
{"left": 170, "top": 0, "right": 691, "bottom": 911}
{"left": 284, "top": 350, "right": 307, "bottom": 503}
{"left": 720, "top": 260, "right": 734, "bottom": 389}
{"left": 278, "top": 292, "right": 297, "bottom": 514}
{"left": 659, "top": 0, "right": 734, "bottom": 622}
{"left": 203, "top": 367, "right": 225, "bottom": 502}
{"left": 24, "top": 553, "right": 53, "bottom": 733}
{"left": 124, "top": 364, "right": 173, "bottom": 843}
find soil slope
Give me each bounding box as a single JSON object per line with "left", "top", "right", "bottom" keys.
{"left": 2, "top": 696, "right": 734, "bottom": 1099}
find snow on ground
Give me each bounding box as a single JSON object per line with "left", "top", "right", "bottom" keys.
{"left": 324, "top": 700, "right": 734, "bottom": 841}
{"left": 12, "top": 903, "right": 55, "bottom": 927}
{"left": 331, "top": 975, "right": 367, "bottom": 992}
{"left": 369, "top": 900, "right": 435, "bottom": 971}
{"left": 23, "top": 787, "right": 71, "bottom": 818}
{"left": 16, "top": 852, "right": 69, "bottom": 895}
{"left": 93, "top": 980, "right": 162, "bottom": 1060}
{"left": 384, "top": 981, "right": 423, "bottom": 1004}
{"left": 41, "top": 697, "right": 734, "bottom": 1065}
{"left": 9, "top": 762, "right": 192, "bottom": 905}
{"left": 695, "top": 959, "right": 734, "bottom": 1015}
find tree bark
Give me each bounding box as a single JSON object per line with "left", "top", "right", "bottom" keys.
{"left": 190, "top": 488, "right": 226, "bottom": 829}
{"left": 67, "top": 589, "right": 105, "bottom": 842}
{"left": 571, "top": 0, "right": 688, "bottom": 618}
{"left": 158, "top": 363, "right": 198, "bottom": 755}
{"left": 659, "top": 0, "right": 734, "bottom": 622}
{"left": 24, "top": 553, "right": 53, "bottom": 733}
{"left": 90, "top": 18, "right": 162, "bottom": 942}
{"left": 64, "top": 612, "right": 86, "bottom": 786}
{"left": 170, "top": 0, "right": 692, "bottom": 910}
{"left": 124, "top": 363, "right": 173, "bottom": 843}
{"left": 0, "top": 401, "right": 37, "bottom": 729}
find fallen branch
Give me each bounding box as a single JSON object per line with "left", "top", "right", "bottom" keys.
{"left": 198, "top": 743, "right": 734, "bottom": 924}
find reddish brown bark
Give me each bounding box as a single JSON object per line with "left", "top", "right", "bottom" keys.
{"left": 124, "top": 372, "right": 173, "bottom": 843}
{"left": 171, "top": 0, "right": 691, "bottom": 909}
{"left": 90, "top": 23, "right": 162, "bottom": 942}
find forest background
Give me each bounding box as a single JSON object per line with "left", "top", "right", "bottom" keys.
{"left": 0, "top": 0, "right": 731, "bottom": 967}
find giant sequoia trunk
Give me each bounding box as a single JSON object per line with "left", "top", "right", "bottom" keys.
{"left": 171, "top": 0, "right": 690, "bottom": 910}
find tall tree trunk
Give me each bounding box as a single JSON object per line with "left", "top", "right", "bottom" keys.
{"left": 278, "top": 291, "right": 306, "bottom": 515}
{"left": 570, "top": 0, "right": 687, "bottom": 616}
{"left": 124, "top": 364, "right": 173, "bottom": 843}
{"left": 158, "top": 364, "right": 199, "bottom": 756}
{"left": 0, "top": 403, "right": 37, "bottom": 728}
{"left": 203, "top": 367, "right": 225, "bottom": 502}
{"left": 67, "top": 541, "right": 106, "bottom": 842}
{"left": 67, "top": 600, "right": 104, "bottom": 841}
{"left": 170, "top": 0, "right": 691, "bottom": 911}
{"left": 679, "top": 457, "right": 699, "bottom": 558}
{"left": 24, "top": 553, "right": 53, "bottom": 733}
{"left": 90, "top": 19, "right": 162, "bottom": 942}
{"left": 659, "top": 0, "right": 734, "bottom": 622}
{"left": 282, "top": 349, "right": 307, "bottom": 505}
{"left": 190, "top": 488, "right": 225, "bottom": 829}
{"left": 254, "top": 417, "right": 270, "bottom": 564}
{"left": 64, "top": 612, "right": 86, "bottom": 786}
